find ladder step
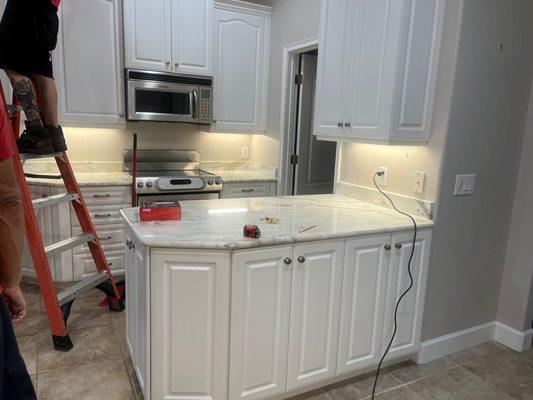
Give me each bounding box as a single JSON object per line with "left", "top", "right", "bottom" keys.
{"left": 25, "top": 173, "right": 62, "bottom": 180}
{"left": 57, "top": 271, "right": 110, "bottom": 306}
{"left": 45, "top": 233, "right": 95, "bottom": 257}
{"left": 19, "top": 152, "right": 65, "bottom": 163}
{"left": 32, "top": 193, "right": 79, "bottom": 210}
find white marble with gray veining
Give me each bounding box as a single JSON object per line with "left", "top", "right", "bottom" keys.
{"left": 201, "top": 161, "right": 277, "bottom": 183}
{"left": 120, "top": 194, "right": 433, "bottom": 250}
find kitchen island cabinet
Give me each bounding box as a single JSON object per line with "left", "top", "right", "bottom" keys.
{"left": 121, "top": 195, "right": 433, "bottom": 400}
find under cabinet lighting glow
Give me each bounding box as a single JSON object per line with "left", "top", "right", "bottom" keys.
{"left": 208, "top": 207, "right": 249, "bottom": 215}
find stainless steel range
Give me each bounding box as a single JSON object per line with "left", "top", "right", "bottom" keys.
{"left": 123, "top": 150, "right": 223, "bottom": 205}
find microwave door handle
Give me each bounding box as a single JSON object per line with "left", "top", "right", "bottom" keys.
{"left": 191, "top": 89, "right": 198, "bottom": 120}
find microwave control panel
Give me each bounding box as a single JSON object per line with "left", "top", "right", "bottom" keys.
{"left": 198, "top": 88, "right": 213, "bottom": 124}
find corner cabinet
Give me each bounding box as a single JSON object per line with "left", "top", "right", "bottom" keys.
{"left": 124, "top": 0, "right": 213, "bottom": 76}
{"left": 127, "top": 229, "right": 432, "bottom": 400}
{"left": 212, "top": 1, "right": 271, "bottom": 133}
{"left": 53, "top": 0, "right": 125, "bottom": 126}
{"left": 314, "top": 0, "right": 445, "bottom": 144}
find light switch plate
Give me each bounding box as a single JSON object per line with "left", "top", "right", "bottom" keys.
{"left": 454, "top": 174, "right": 476, "bottom": 196}
{"left": 413, "top": 171, "right": 425, "bottom": 194}
{"left": 241, "top": 146, "right": 249, "bottom": 160}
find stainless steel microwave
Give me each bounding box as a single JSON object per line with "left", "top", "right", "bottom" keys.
{"left": 126, "top": 69, "right": 213, "bottom": 124}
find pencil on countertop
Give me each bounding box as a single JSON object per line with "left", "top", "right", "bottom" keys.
{"left": 299, "top": 225, "right": 317, "bottom": 234}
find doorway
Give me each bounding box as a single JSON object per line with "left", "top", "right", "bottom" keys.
{"left": 278, "top": 39, "right": 337, "bottom": 196}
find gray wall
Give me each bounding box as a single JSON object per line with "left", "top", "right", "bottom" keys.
{"left": 497, "top": 84, "right": 533, "bottom": 332}
{"left": 422, "top": 0, "right": 533, "bottom": 340}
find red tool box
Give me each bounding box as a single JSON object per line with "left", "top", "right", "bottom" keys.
{"left": 140, "top": 199, "right": 182, "bottom": 221}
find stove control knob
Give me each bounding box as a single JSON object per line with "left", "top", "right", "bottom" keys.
{"left": 215, "top": 180, "right": 221, "bottom": 185}
{"left": 137, "top": 182, "right": 144, "bottom": 188}
{"left": 146, "top": 181, "right": 154, "bottom": 188}
{"left": 207, "top": 180, "right": 214, "bottom": 185}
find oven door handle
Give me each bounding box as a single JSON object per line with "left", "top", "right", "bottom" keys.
{"left": 191, "top": 89, "right": 198, "bottom": 120}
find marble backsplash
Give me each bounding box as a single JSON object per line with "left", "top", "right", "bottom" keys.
{"left": 200, "top": 161, "right": 277, "bottom": 178}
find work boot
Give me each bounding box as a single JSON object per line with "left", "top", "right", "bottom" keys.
{"left": 16, "top": 127, "right": 54, "bottom": 155}
{"left": 47, "top": 125, "right": 67, "bottom": 152}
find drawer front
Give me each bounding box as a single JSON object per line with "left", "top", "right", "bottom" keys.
{"left": 221, "top": 182, "right": 274, "bottom": 198}
{"left": 73, "top": 250, "right": 125, "bottom": 280}
{"left": 81, "top": 187, "right": 131, "bottom": 206}
{"left": 72, "top": 226, "right": 125, "bottom": 254}
{"left": 71, "top": 204, "right": 129, "bottom": 228}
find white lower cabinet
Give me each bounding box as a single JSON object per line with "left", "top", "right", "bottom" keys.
{"left": 128, "top": 229, "right": 432, "bottom": 400}
{"left": 151, "top": 249, "right": 230, "bottom": 400}
{"left": 287, "top": 240, "right": 344, "bottom": 390}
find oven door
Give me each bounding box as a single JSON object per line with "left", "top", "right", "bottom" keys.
{"left": 127, "top": 80, "right": 199, "bottom": 123}
{"left": 137, "top": 192, "right": 219, "bottom": 206}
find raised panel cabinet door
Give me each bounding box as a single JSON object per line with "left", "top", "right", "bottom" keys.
{"left": 123, "top": 0, "right": 172, "bottom": 71}
{"left": 343, "top": 0, "right": 402, "bottom": 141}
{"left": 313, "top": 0, "right": 348, "bottom": 137}
{"left": 287, "top": 240, "right": 344, "bottom": 390}
{"left": 390, "top": 0, "right": 445, "bottom": 141}
{"left": 337, "top": 235, "right": 391, "bottom": 374}
{"left": 124, "top": 233, "right": 134, "bottom": 360}
{"left": 213, "top": 7, "right": 269, "bottom": 132}
{"left": 171, "top": 0, "right": 213, "bottom": 75}
{"left": 230, "top": 246, "right": 293, "bottom": 400}
{"left": 152, "top": 250, "right": 230, "bottom": 400}
{"left": 54, "top": 0, "right": 125, "bottom": 125}
{"left": 381, "top": 230, "right": 432, "bottom": 359}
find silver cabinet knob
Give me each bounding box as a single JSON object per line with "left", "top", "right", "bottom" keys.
{"left": 283, "top": 257, "right": 292, "bottom": 265}
{"left": 384, "top": 244, "right": 392, "bottom": 251}
{"left": 165, "top": 61, "right": 170, "bottom": 66}
{"left": 395, "top": 243, "right": 403, "bottom": 249}
{"left": 344, "top": 122, "right": 351, "bottom": 127}
{"left": 297, "top": 256, "right": 306, "bottom": 263}
{"left": 212, "top": 119, "right": 217, "bottom": 124}
{"left": 337, "top": 122, "right": 343, "bottom": 128}
{"left": 174, "top": 62, "right": 180, "bottom": 67}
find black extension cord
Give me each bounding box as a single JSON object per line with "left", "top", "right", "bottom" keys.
{"left": 371, "top": 172, "right": 418, "bottom": 399}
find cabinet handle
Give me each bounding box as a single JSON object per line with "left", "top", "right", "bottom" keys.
{"left": 126, "top": 240, "right": 132, "bottom": 249}
{"left": 395, "top": 243, "right": 403, "bottom": 249}
{"left": 93, "top": 194, "right": 111, "bottom": 198}
{"left": 212, "top": 119, "right": 217, "bottom": 124}
{"left": 241, "top": 189, "right": 254, "bottom": 193}
{"left": 337, "top": 122, "right": 343, "bottom": 128}
{"left": 283, "top": 257, "right": 292, "bottom": 265}
{"left": 100, "top": 236, "right": 113, "bottom": 241}
{"left": 165, "top": 61, "right": 170, "bottom": 66}
{"left": 174, "top": 62, "right": 180, "bottom": 67}
{"left": 93, "top": 213, "right": 112, "bottom": 218}
{"left": 297, "top": 256, "right": 306, "bottom": 263}
{"left": 344, "top": 122, "right": 351, "bottom": 128}
{"left": 384, "top": 244, "right": 392, "bottom": 251}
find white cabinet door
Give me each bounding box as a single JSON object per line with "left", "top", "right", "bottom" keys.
{"left": 230, "top": 246, "right": 292, "bottom": 400}
{"left": 313, "top": 0, "right": 348, "bottom": 137}
{"left": 343, "top": 0, "right": 401, "bottom": 141}
{"left": 54, "top": 0, "right": 125, "bottom": 126}
{"left": 124, "top": 0, "right": 172, "bottom": 72}
{"left": 381, "top": 230, "right": 431, "bottom": 359}
{"left": 337, "top": 235, "right": 391, "bottom": 374}
{"left": 287, "top": 240, "right": 344, "bottom": 390}
{"left": 213, "top": 5, "right": 269, "bottom": 132}
{"left": 171, "top": 0, "right": 213, "bottom": 75}
{"left": 152, "top": 250, "right": 230, "bottom": 400}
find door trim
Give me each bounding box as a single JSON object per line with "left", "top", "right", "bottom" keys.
{"left": 277, "top": 36, "right": 321, "bottom": 196}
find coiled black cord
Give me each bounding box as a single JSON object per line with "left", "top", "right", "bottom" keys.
{"left": 371, "top": 172, "right": 418, "bottom": 399}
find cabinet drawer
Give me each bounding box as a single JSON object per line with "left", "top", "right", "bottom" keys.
{"left": 81, "top": 187, "right": 131, "bottom": 206}
{"left": 73, "top": 250, "right": 125, "bottom": 281}
{"left": 221, "top": 182, "right": 274, "bottom": 198}
{"left": 72, "top": 227, "right": 125, "bottom": 254}
{"left": 71, "top": 204, "right": 129, "bottom": 227}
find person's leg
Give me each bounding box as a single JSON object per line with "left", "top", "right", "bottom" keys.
{"left": 31, "top": 74, "right": 58, "bottom": 127}
{"left": 4, "top": 70, "right": 43, "bottom": 129}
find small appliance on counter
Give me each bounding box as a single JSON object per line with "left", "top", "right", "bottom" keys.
{"left": 125, "top": 69, "right": 213, "bottom": 124}
{"left": 124, "top": 149, "right": 223, "bottom": 206}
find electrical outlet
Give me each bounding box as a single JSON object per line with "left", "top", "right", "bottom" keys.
{"left": 377, "top": 167, "right": 388, "bottom": 186}
{"left": 241, "top": 146, "right": 249, "bottom": 160}
{"left": 413, "top": 171, "right": 425, "bottom": 194}
{"left": 454, "top": 174, "right": 476, "bottom": 196}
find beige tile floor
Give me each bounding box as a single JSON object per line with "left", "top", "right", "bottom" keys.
{"left": 16, "top": 282, "right": 533, "bottom": 400}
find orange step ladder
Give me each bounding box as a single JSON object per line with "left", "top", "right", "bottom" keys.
{"left": 1, "top": 83, "right": 124, "bottom": 351}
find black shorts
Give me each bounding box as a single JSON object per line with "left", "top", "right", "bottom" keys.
{"left": 0, "top": 0, "right": 59, "bottom": 78}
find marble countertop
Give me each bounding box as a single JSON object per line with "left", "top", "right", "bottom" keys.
{"left": 120, "top": 194, "right": 433, "bottom": 250}
{"left": 26, "top": 172, "right": 133, "bottom": 187}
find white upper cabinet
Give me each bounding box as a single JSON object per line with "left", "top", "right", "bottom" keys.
{"left": 212, "top": 1, "right": 271, "bottom": 133}
{"left": 54, "top": 0, "right": 125, "bottom": 126}
{"left": 124, "top": 0, "right": 172, "bottom": 72}
{"left": 314, "top": 0, "right": 445, "bottom": 144}
{"left": 124, "top": 0, "right": 213, "bottom": 75}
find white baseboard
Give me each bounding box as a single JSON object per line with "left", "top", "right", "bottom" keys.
{"left": 494, "top": 322, "right": 533, "bottom": 352}
{"left": 416, "top": 321, "right": 533, "bottom": 364}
